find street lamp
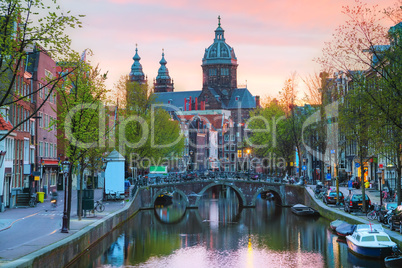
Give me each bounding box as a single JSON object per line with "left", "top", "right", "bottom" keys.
{"left": 61, "top": 160, "right": 70, "bottom": 233}
{"left": 377, "top": 169, "right": 383, "bottom": 208}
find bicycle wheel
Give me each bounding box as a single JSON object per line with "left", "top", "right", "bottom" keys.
{"left": 367, "top": 211, "right": 376, "bottom": 221}
{"left": 96, "top": 203, "right": 105, "bottom": 212}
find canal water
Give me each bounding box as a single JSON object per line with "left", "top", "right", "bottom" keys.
{"left": 70, "top": 187, "right": 385, "bottom": 268}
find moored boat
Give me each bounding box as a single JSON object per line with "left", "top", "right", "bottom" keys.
{"left": 155, "top": 192, "right": 173, "bottom": 207}
{"left": 336, "top": 222, "right": 356, "bottom": 237}
{"left": 355, "top": 224, "right": 384, "bottom": 232}
{"left": 346, "top": 230, "right": 397, "bottom": 259}
{"left": 330, "top": 219, "right": 347, "bottom": 232}
{"left": 291, "top": 204, "right": 320, "bottom": 217}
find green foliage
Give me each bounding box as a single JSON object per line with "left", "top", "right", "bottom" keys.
{"left": 116, "top": 77, "right": 184, "bottom": 167}
{"left": 56, "top": 51, "right": 108, "bottom": 166}
{"left": 0, "top": 0, "right": 83, "bottom": 140}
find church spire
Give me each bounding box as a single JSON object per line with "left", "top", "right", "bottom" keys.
{"left": 154, "top": 49, "right": 174, "bottom": 93}
{"left": 129, "top": 44, "right": 146, "bottom": 84}
{"left": 214, "top": 15, "right": 225, "bottom": 41}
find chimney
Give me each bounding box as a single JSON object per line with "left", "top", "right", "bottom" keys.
{"left": 189, "top": 97, "right": 192, "bottom": 111}
{"left": 184, "top": 98, "right": 187, "bottom": 111}
{"left": 255, "top": 95, "right": 260, "bottom": 108}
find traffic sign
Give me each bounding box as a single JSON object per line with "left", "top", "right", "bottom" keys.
{"left": 302, "top": 165, "right": 307, "bottom": 171}
{"left": 379, "top": 164, "right": 384, "bottom": 169}
{"left": 331, "top": 150, "right": 335, "bottom": 154}
{"left": 326, "top": 173, "right": 331, "bottom": 180}
{"left": 355, "top": 162, "right": 360, "bottom": 168}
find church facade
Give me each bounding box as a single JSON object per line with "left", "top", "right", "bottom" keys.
{"left": 129, "top": 18, "right": 261, "bottom": 172}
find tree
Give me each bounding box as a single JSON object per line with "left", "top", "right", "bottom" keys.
{"left": 317, "top": 0, "right": 402, "bottom": 205}
{"left": 0, "top": 0, "right": 83, "bottom": 140}
{"left": 115, "top": 76, "right": 184, "bottom": 173}
{"left": 56, "top": 51, "right": 108, "bottom": 223}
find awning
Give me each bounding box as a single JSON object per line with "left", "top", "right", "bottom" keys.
{"left": 43, "top": 160, "right": 59, "bottom": 166}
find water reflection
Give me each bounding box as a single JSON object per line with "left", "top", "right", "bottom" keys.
{"left": 154, "top": 193, "right": 187, "bottom": 224}
{"left": 69, "top": 190, "right": 387, "bottom": 268}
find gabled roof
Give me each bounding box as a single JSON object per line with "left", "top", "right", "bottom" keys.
{"left": 0, "top": 114, "right": 13, "bottom": 132}
{"left": 227, "top": 88, "right": 256, "bottom": 109}
{"left": 154, "top": 90, "right": 201, "bottom": 111}
{"left": 105, "top": 150, "right": 125, "bottom": 161}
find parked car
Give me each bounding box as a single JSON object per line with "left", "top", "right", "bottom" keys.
{"left": 389, "top": 205, "right": 402, "bottom": 233}
{"left": 322, "top": 190, "right": 344, "bottom": 205}
{"left": 344, "top": 194, "right": 371, "bottom": 213}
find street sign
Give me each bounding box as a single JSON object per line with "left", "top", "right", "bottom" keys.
{"left": 355, "top": 162, "right": 360, "bottom": 168}
{"left": 326, "top": 173, "right": 331, "bottom": 180}
{"left": 331, "top": 150, "right": 335, "bottom": 154}
{"left": 302, "top": 165, "right": 307, "bottom": 171}
{"left": 379, "top": 164, "right": 384, "bottom": 169}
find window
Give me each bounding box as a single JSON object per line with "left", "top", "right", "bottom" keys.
{"left": 361, "top": 236, "right": 375, "bottom": 242}
{"left": 221, "top": 68, "right": 229, "bottom": 76}
{"left": 44, "top": 142, "right": 48, "bottom": 157}
{"left": 38, "top": 112, "right": 43, "bottom": 127}
{"left": 237, "top": 150, "right": 242, "bottom": 158}
{"left": 230, "top": 144, "right": 235, "bottom": 151}
{"left": 54, "top": 144, "right": 57, "bottom": 158}
{"left": 231, "top": 153, "right": 235, "bottom": 162}
{"left": 39, "top": 142, "right": 43, "bottom": 157}
{"left": 224, "top": 144, "right": 229, "bottom": 151}
{"left": 209, "top": 68, "right": 217, "bottom": 76}
{"left": 50, "top": 144, "right": 53, "bottom": 158}
{"left": 224, "top": 134, "right": 229, "bottom": 141}
{"left": 50, "top": 173, "right": 56, "bottom": 186}
{"left": 231, "top": 164, "right": 235, "bottom": 172}
{"left": 39, "top": 83, "right": 43, "bottom": 99}
{"left": 376, "top": 235, "right": 390, "bottom": 242}
{"left": 230, "top": 135, "right": 235, "bottom": 141}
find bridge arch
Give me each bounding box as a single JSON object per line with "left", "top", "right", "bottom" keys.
{"left": 194, "top": 181, "right": 247, "bottom": 207}
{"left": 151, "top": 188, "right": 189, "bottom": 208}
{"left": 250, "top": 186, "right": 283, "bottom": 207}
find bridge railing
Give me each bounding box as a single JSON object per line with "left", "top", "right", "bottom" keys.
{"left": 134, "top": 172, "right": 287, "bottom": 187}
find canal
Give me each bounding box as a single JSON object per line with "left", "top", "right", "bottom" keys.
{"left": 69, "top": 186, "right": 385, "bottom": 267}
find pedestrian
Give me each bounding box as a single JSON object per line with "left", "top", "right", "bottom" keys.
{"left": 365, "top": 180, "right": 370, "bottom": 189}
{"left": 348, "top": 179, "right": 353, "bottom": 195}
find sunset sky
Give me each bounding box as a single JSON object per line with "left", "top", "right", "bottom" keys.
{"left": 61, "top": 0, "right": 398, "bottom": 101}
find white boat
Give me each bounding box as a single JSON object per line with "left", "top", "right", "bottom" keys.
{"left": 346, "top": 230, "right": 397, "bottom": 258}
{"left": 355, "top": 224, "right": 384, "bottom": 233}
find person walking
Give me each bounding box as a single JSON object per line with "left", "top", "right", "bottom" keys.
{"left": 348, "top": 179, "right": 353, "bottom": 195}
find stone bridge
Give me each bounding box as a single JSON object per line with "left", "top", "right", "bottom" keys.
{"left": 137, "top": 179, "right": 305, "bottom": 209}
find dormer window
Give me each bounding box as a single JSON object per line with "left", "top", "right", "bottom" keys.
{"left": 168, "top": 99, "right": 172, "bottom": 104}
{"left": 221, "top": 68, "right": 229, "bottom": 76}
{"left": 235, "top": 96, "right": 239, "bottom": 101}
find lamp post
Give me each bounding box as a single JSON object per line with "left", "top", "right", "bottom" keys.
{"left": 377, "top": 169, "right": 383, "bottom": 208}
{"left": 61, "top": 160, "right": 70, "bottom": 233}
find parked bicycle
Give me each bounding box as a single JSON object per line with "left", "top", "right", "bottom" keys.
{"left": 29, "top": 193, "right": 37, "bottom": 207}
{"left": 93, "top": 200, "right": 105, "bottom": 213}
{"left": 366, "top": 204, "right": 381, "bottom": 221}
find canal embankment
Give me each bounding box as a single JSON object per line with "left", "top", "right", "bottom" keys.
{"left": 0, "top": 189, "right": 142, "bottom": 268}
{"left": 304, "top": 186, "right": 402, "bottom": 248}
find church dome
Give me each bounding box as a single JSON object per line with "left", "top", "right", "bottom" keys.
{"left": 202, "top": 16, "right": 237, "bottom": 66}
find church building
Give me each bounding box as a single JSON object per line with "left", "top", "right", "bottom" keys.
{"left": 129, "top": 17, "right": 261, "bottom": 172}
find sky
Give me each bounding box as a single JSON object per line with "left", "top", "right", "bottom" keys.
{"left": 59, "top": 0, "right": 398, "bottom": 101}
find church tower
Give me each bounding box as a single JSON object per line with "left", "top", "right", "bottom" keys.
{"left": 154, "top": 49, "right": 174, "bottom": 93}
{"left": 129, "top": 44, "right": 147, "bottom": 84}
{"left": 199, "top": 16, "right": 238, "bottom": 107}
